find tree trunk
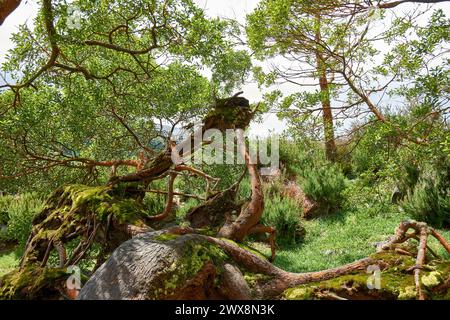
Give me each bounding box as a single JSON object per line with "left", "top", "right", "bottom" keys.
{"left": 77, "top": 223, "right": 450, "bottom": 300}
{"left": 0, "top": 0, "right": 21, "bottom": 25}
{"left": 77, "top": 231, "right": 229, "bottom": 300}
{"left": 315, "top": 15, "right": 337, "bottom": 162}
{"left": 217, "top": 131, "right": 264, "bottom": 241}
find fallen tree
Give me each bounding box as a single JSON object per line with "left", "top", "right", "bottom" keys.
{"left": 0, "top": 95, "right": 449, "bottom": 300}
{"left": 77, "top": 225, "right": 450, "bottom": 300}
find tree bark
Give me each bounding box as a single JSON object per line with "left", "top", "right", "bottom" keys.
{"left": 0, "top": 0, "right": 20, "bottom": 25}
{"left": 77, "top": 222, "right": 450, "bottom": 300}
{"left": 217, "top": 137, "right": 264, "bottom": 241}
{"left": 77, "top": 231, "right": 227, "bottom": 300}
{"left": 314, "top": 15, "right": 337, "bottom": 162}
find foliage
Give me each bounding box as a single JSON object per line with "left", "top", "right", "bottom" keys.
{"left": 176, "top": 198, "right": 200, "bottom": 222}
{"left": 0, "top": 248, "right": 20, "bottom": 278}
{"left": 278, "top": 136, "right": 326, "bottom": 178}
{"left": 0, "top": 193, "right": 44, "bottom": 249}
{"left": 402, "top": 166, "right": 450, "bottom": 228}
{"left": 143, "top": 179, "right": 168, "bottom": 216}
{"left": 0, "top": 0, "right": 252, "bottom": 193}
{"left": 278, "top": 136, "right": 347, "bottom": 215}
{"left": 261, "top": 194, "right": 305, "bottom": 245}
{"left": 300, "top": 164, "right": 346, "bottom": 214}
{"left": 0, "top": 195, "right": 14, "bottom": 226}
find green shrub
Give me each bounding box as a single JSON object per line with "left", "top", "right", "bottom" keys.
{"left": 0, "top": 195, "right": 14, "bottom": 226}
{"left": 350, "top": 121, "right": 402, "bottom": 176}
{"left": 203, "top": 163, "right": 246, "bottom": 190}
{"left": 279, "top": 137, "right": 325, "bottom": 178}
{"left": 4, "top": 193, "right": 44, "bottom": 249}
{"left": 142, "top": 179, "right": 170, "bottom": 216}
{"left": 142, "top": 192, "right": 167, "bottom": 215}
{"left": 402, "top": 175, "right": 450, "bottom": 228}
{"left": 237, "top": 177, "right": 252, "bottom": 200}
{"left": 300, "top": 164, "right": 346, "bottom": 214}
{"left": 176, "top": 198, "right": 201, "bottom": 222}
{"left": 261, "top": 195, "right": 305, "bottom": 245}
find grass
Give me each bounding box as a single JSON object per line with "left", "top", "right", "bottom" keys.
{"left": 270, "top": 205, "right": 450, "bottom": 273}
{"left": 0, "top": 243, "right": 20, "bottom": 277}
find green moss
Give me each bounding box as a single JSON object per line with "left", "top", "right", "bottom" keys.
{"left": 398, "top": 286, "right": 417, "bottom": 300}
{"left": 203, "top": 101, "right": 253, "bottom": 130}
{"left": 421, "top": 271, "right": 442, "bottom": 288}
{"left": 22, "top": 183, "right": 151, "bottom": 267}
{"left": 243, "top": 272, "right": 273, "bottom": 290}
{"left": 41, "top": 184, "right": 146, "bottom": 225}
{"left": 153, "top": 233, "right": 180, "bottom": 242}
{"left": 282, "top": 251, "right": 449, "bottom": 300}
{"left": 220, "top": 238, "right": 268, "bottom": 261}
{"left": 283, "top": 286, "right": 315, "bottom": 300}
{"left": 0, "top": 266, "right": 68, "bottom": 300}
{"left": 151, "top": 235, "right": 229, "bottom": 299}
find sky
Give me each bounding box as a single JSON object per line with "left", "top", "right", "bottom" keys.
{"left": 0, "top": 0, "right": 449, "bottom": 137}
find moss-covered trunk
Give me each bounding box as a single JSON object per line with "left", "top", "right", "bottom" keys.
{"left": 77, "top": 229, "right": 450, "bottom": 300}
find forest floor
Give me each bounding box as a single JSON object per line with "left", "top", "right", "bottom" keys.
{"left": 251, "top": 205, "right": 450, "bottom": 273}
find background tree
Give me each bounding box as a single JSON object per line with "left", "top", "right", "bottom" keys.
{"left": 246, "top": 0, "right": 449, "bottom": 163}
{"left": 247, "top": 0, "right": 341, "bottom": 161}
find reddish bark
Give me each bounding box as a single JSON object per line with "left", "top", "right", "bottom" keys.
{"left": 0, "top": 0, "right": 21, "bottom": 25}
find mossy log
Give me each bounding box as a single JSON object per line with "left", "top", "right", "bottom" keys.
{"left": 0, "top": 266, "right": 70, "bottom": 300}
{"left": 78, "top": 229, "right": 278, "bottom": 300}
{"left": 78, "top": 231, "right": 230, "bottom": 299}
{"left": 20, "top": 183, "right": 151, "bottom": 269}
{"left": 77, "top": 227, "right": 450, "bottom": 300}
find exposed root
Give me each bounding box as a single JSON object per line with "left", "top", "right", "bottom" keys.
{"left": 54, "top": 241, "right": 67, "bottom": 268}
{"left": 165, "top": 225, "right": 375, "bottom": 298}
{"left": 248, "top": 224, "right": 276, "bottom": 261}
{"left": 166, "top": 219, "right": 450, "bottom": 299}
{"left": 219, "top": 263, "right": 252, "bottom": 300}
{"left": 379, "top": 220, "right": 450, "bottom": 300}
{"left": 217, "top": 134, "right": 267, "bottom": 243}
